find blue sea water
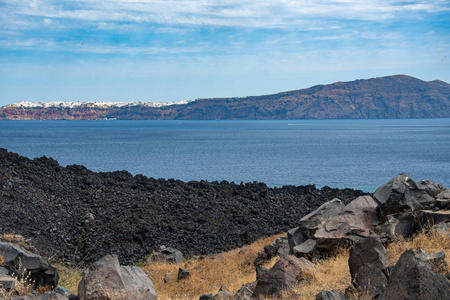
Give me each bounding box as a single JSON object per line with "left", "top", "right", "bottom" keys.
{"left": 0, "top": 119, "right": 449, "bottom": 192}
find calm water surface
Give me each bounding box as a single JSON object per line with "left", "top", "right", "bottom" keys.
{"left": 1, "top": 119, "right": 449, "bottom": 192}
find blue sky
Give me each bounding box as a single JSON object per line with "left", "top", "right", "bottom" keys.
{"left": 0, "top": 0, "right": 449, "bottom": 106}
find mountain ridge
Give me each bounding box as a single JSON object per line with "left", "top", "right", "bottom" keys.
{"left": 1, "top": 75, "right": 449, "bottom": 120}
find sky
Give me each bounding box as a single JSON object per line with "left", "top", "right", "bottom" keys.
{"left": 0, "top": 0, "right": 449, "bottom": 106}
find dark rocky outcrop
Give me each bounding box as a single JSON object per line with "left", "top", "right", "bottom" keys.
{"left": 233, "top": 286, "right": 253, "bottom": 300}
{"left": 78, "top": 254, "right": 157, "bottom": 300}
{"left": 0, "top": 242, "right": 59, "bottom": 288}
{"left": 373, "top": 173, "right": 440, "bottom": 216}
{"left": 0, "top": 148, "right": 366, "bottom": 266}
{"left": 348, "top": 236, "right": 388, "bottom": 298}
{"left": 252, "top": 255, "right": 314, "bottom": 298}
{"left": 287, "top": 196, "right": 378, "bottom": 257}
{"left": 381, "top": 249, "right": 450, "bottom": 300}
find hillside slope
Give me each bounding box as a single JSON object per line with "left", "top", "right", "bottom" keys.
{"left": 1, "top": 75, "right": 449, "bottom": 120}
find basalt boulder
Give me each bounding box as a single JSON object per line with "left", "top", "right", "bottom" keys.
{"left": 0, "top": 242, "right": 59, "bottom": 288}
{"left": 381, "top": 249, "right": 450, "bottom": 300}
{"left": 78, "top": 254, "right": 157, "bottom": 300}
{"left": 252, "top": 255, "right": 314, "bottom": 298}
{"left": 373, "top": 173, "right": 442, "bottom": 216}
{"left": 348, "top": 236, "right": 388, "bottom": 298}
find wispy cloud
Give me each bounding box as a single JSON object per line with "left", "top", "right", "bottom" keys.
{"left": 0, "top": 0, "right": 449, "bottom": 104}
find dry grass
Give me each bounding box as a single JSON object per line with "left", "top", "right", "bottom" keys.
{"left": 142, "top": 229, "right": 449, "bottom": 300}
{"left": 143, "top": 233, "right": 285, "bottom": 299}
{"left": 385, "top": 229, "right": 450, "bottom": 272}
{"left": 54, "top": 263, "right": 83, "bottom": 294}
{"left": 1, "top": 229, "right": 447, "bottom": 300}
{"left": 0, "top": 254, "right": 4, "bottom": 266}
{"left": 1, "top": 234, "right": 15, "bottom": 242}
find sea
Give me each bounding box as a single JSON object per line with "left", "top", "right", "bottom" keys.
{"left": 1, "top": 119, "right": 449, "bottom": 193}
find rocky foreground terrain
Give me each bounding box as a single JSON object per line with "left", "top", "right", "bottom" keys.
{"left": 0, "top": 148, "right": 366, "bottom": 266}
{"left": 1, "top": 75, "right": 449, "bottom": 120}
{"left": 0, "top": 169, "right": 448, "bottom": 299}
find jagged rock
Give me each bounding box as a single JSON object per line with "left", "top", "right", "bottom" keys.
{"left": 314, "top": 196, "right": 378, "bottom": 251}
{"left": 431, "top": 222, "right": 450, "bottom": 237}
{"left": 234, "top": 286, "right": 252, "bottom": 300}
{"left": 254, "top": 237, "right": 289, "bottom": 266}
{"left": 315, "top": 289, "right": 347, "bottom": 300}
{"left": 381, "top": 249, "right": 450, "bottom": 300}
{"left": 376, "top": 212, "right": 416, "bottom": 242}
{"left": 147, "top": 246, "right": 184, "bottom": 264}
{"left": 414, "top": 247, "right": 448, "bottom": 274}
{"left": 373, "top": 174, "right": 438, "bottom": 216}
{"left": 55, "top": 286, "right": 79, "bottom": 300}
{"left": 215, "top": 285, "right": 233, "bottom": 300}
{"left": 242, "top": 281, "right": 257, "bottom": 293}
{"left": 0, "top": 242, "right": 59, "bottom": 288}
{"left": 177, "top": 268, "right": 190, "bottom": 281}
{"left": 416, "top": 210, "right": 450, "bottom": 228}
{"left": 199, "top": 294, "right": 215, "bottom": 300}
{"left": 378, "top": 210, "right": 450, "bottom": 242}
{"left": 298, "top": 199, "right": 345, "bottom": 239}
{"left": 42, "top": 292, "right": 70, "bottom": 300}
{"left": 0, "top": 267, "right": 9, "bottom": 275}
{"left": 287, "top": 227, "right": 305, "bottom": 253}
{"left": 436, "top": 189, "right": 450, "bottom": 209}
{"left": 253, "top": 251, "right": 269, "bottom": 267}
{"left": 252, "top": 255, "right": 314, "bottom": 298}
{"left": 348, "top": 236, "right": 387, "bottom": 298}
{"left": 78, "top": 254, "right": 157, "bottom": 300}
{"left": 0, "top": 274, "right": 16, "bottom": 291}
{"left": 163, "top": 272, "right": 170, "bottom": 283}
{"left": 292, "top": 239, "right": 317, "bottom": 258}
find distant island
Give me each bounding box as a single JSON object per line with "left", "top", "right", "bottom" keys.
{"left": 1, "top": 75, "right": 449, "bottom": 120}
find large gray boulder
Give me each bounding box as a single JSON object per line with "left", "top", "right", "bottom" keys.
{"left": 289, "top": 196, "right": 378, "bottom": 256}
{"left": 0, "top": 242, "right": 59, "bottom": 288}
{"left": 298, "top": 199, "right": 345, "bottom": 239}
{"left": 252, "top": 255, "right": 314, "bottom": 298}
{"left": 78, "top": 254, "right": 157, "bottom": 300}
{"left": 348, "top": 236, "right": 388, "bottom": 298}
{"left": 381, "top": 249, "right": 450, "bottom": 300}
{"left": 314, "top": 196, "right": 378, "bottom": 251}
{"left": 373, "top": 174, "right": 440, "bottom": 216}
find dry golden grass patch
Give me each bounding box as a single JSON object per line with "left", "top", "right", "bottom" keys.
{"left": 385, "top": 230, "right": 450, "bottom": 271}
{"left": 0, "top": 254, "right": 4, "bottom": 266}
{"left": 1, "top": 234, "right": 15, "bottom": 242}
{"left": 142, "top": 229, "right": 449, "bottom": 300}
{"left": 55, "top": 263, "right": 83, "bottom": 294}
{"left": 143, "top": 233, "right": 285, "bottom": 299}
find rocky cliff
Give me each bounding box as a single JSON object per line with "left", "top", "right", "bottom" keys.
{"left": 1, "top": 75, "right": 449, "bottom": 120}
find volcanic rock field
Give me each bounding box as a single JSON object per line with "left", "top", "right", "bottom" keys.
{"left": 0, "top": 148, "right": 367, "bottom": 265}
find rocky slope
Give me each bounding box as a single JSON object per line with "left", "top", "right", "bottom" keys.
{"left": 1, "top": 75, "right": 449, "bottom": 120}
{"left": 0, "top": 148, "right": 366, "bottom": 265}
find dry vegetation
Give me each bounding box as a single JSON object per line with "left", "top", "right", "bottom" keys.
{"left": 142, "top": 233, "right": 285, "bottom": 299}
{"left": 141, "top": 230, "right": 449, "bottom": 300}
{"left": 1, "top": 230, "right": 448, "bottom": 299}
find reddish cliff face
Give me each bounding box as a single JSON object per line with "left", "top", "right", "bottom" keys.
{"left": 0, "top": 107, "right": 108, "bottom": 120}
{"left": 1, "top": 75, "right": 449, "bottom": 120}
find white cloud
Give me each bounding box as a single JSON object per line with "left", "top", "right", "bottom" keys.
{"left": 3, "top": 0, "right": 449, "bottom": 30}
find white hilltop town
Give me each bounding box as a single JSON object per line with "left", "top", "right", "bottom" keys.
{"left": 3, "top": 100, "right": 194, "bottom": 109}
